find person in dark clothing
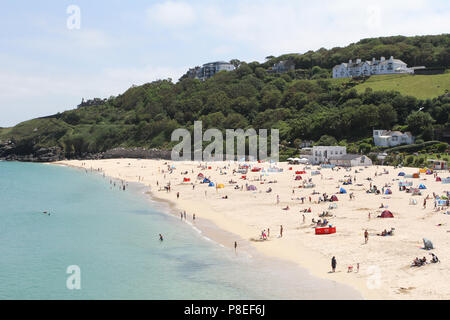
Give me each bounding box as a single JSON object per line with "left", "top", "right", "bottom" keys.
{"left": 331, "top": 256, "right": 337, "bottom": 272}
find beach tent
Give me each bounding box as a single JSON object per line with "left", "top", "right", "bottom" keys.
{"left": 398, "top": 172, "right": 406, "bottom": 176}
{"left": 330, "top": 195, "right": 338, "bottom": 202}
{"left": 241, "top": 175, "right": 247, "bottom": 179}
{"left": 418, "top": 184, "right": 427, "bottom": 189}
{"left": 208, "top": 182, "right": 215, "bottom": 187}
{"left": 436, "top": 177, "right": 442, "bottom": 182}
{"left": 217, "top": 184, "right": 225, "bottom": 189}
{"left": 203, "top": 178, "right": 210, "bottom": 183}
{"left": 412, "top": 173, "right": 420, "bottom": 178}
{"left": 183, "top": 178, "right": 191, "bottom": 182}
{"left": 423, "top": 238, "right": 434, "bottom": 250}
{"left": 379, "top": 210, "right": 394, "bottom": 218}
{"left": 426, "top": 169, "right": 433, "bottom": 175}
{"left": 295, "top": 175, "right": 302, "bottom": 180}
{"left": 385, "top": 188, "right": 392, "bottom": 194}
{"left": 339, "top": 188, "right": 347, "bottom": 194}
{"left": 247, "top": 185, "right": 257, "bottom": 191}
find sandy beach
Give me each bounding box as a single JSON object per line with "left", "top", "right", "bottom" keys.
{"left": 55, "top": 159, "right": 450, "bottom": 299}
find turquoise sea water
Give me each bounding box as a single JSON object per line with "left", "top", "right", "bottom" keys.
{"left": 0, "top": 161, "right": 360, "bottom": 299}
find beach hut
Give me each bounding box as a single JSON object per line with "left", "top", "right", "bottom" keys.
{"left": 385, "top": 188, "right": 392, "bottom": 194}
{"left": 247, "top": 185, "right": 257, "bottom": 191}
{"left": 418, "top": 184, "right": 427, "bottom": 189}
{"left": 295, "top": 175, "right": 302, "bottom": 180}
{"left": 398, "top": 172, "right": 406, "bottom": 176}
{"left": 379, "top": 210, "right": 394, "bottom": 218}
{"left": 330, "top": 195, "right": 338, "bottom": 202}
{"left": 339, "top": 188, "right": 347, "bottom": 194}
{"left": 208, "top": 182, "right": 215, "bottom": 187}
{"left": 217, "top": 184, "right": 225, "bottom": 189}
{"left": 436, "top": 177, "right": 442, "bottom": 182}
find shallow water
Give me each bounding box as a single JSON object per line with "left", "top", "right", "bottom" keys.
{"left": 0, "top": 162, "right": 361, "bottom": 299}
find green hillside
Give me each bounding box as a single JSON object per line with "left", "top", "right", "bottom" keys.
{"left": 1, "top": 34, "right": 449, "bottom": 160}
{"left": 353, "top": 73, "right": 450, "bottom": 99}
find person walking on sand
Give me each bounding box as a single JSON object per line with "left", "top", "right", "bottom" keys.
{"left": 331, "top": 256, "right": 337, "bottom": 272}
{"left": 364, "top": 229, "right": 369, "bottom": 244}
{"left": 267, "top": 228, "right": 270, "bottom": 237}
{"left": 276, "top": 194, "right": 280, "bottom": 204}
{"left": 193, "top": 213, "right": 195, "bottom": 221}
{"left": 280, "top": 225, "right": 283, "bottom": 238}
{"left": 177, "top": 192, "right": 180, "bottom": 199}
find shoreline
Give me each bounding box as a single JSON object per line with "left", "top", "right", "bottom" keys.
{"left": 52, "top": 159, "right": 450, "bottom": 299}
{"left": 53, "top": 160, "right": 381, "bottom": 299}
{"left": 55, "top": 161, "right": 363, "bottom": 299}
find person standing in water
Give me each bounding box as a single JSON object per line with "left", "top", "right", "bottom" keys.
{"left": 234, "top": 241, "right": 237, "bottom": 253}
{"left": 159, "top": 234, "right": 163, "bottom": 241}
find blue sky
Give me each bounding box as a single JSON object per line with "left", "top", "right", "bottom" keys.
{"left": 0, "top": 0, "right": 449, "bottom": 127}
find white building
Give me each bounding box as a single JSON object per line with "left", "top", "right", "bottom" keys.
{"left": 187, "top": 61, "right": 235, "bottom": 81}
{"left": 329, "top": 154, "right": 373, "bottom": 167}
{"left": 309, "top": 146, "right": 346, "bottom": 164}
{"left": 373, "top": 130, "right": 414, "bottom": 147}
{"left": 332, "top": 56, "right": 413, "bottom": 78}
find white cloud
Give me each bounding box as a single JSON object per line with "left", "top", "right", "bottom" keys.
{"left": 147, "top": 1, "right": 196, "bottom": 28}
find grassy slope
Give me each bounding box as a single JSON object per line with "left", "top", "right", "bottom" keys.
{"left": 352, "top": 73, "right": 450, "bottom": 99}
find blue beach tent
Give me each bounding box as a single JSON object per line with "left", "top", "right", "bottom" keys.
{"left": 339, "top": 188, "right": 347, "bottom": 194}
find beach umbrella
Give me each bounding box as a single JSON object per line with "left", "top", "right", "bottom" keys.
{"left": 436, "top": 177, "right": 441, "bottom": 182}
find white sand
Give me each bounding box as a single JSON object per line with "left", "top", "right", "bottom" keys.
{"left": 55, "top": 159, "right": 450, "bottom": 299}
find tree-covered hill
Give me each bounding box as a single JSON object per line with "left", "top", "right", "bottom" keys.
{"left": 1, "top": 34, "right": 449, "bottom": 160}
